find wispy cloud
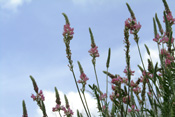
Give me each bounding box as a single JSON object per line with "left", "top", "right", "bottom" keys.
{"left": 0, "top": 0, "right": 31, "bottom": 12}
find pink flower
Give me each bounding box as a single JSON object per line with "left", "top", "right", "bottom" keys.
{"left": 63, "top": 24, "right": 74, "bottom": 37}
{"left": 128, "top": 109, "right": 132, "bottom": 112}
{"left": 123, "top": 67, "right": 135, "bottom": 76}
{"left": 148, "top": 91, "right": 152, "bottom": 97}
{"left": 135, "top": 109, "right": 139, "bottom": 112}
{"left": 31, "top": 94, "right": 36, "bottom": 101}
{"left": 165, "top": 58, "right": 171, "bottom": 65}
{"left": 136, "top": 22, "right": 141, "bottom": 30}
{"left": 133, "top": 87, "right": 141, "bottom": 94}
{"left": 142, "top": 70, "right": 146, "bottom": 76}
{"left": 116, "top": 93, "right": 120, "bottom": 98}
{"left": 123, "top": 96, "right": 130, "bottom": 104}
{"left": 110, "top": 92, "right": 115, "bottom": 101}
{"left": 99, "top": 93, "right": 107, "bottom": 100}
{"left": 130, "top": 80, "right": 136, "bottom": 87}
{"left": 112, "top": 85, "right": 116, "bottom": 91}
{"left": 163, "top": 12, "right": 175, "bottom": 24}
{"left": 125, "top": 18, "right": 141, "bottom": 32}
{"left": 78, "top": 72, "right": 89, "bottom": 84}
{"left": 153, "top": 34, "right": 160, "bottom": 42}
{"left": 122, "top": 77, "right": 128, "bottom": 84}
{"left": 131, "top": 105, "right": 135, "bottom": 109}
{"left": 88, "top": 46, "right": 100, "bottom": 57}
{"left": 111, "top": 77, "right": 122, "bottom": 84}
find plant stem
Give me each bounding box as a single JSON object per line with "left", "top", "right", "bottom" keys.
{"left": 93, "top": 63, "right": 100, "bottom": 92}
{"left": 59, "top": 111, "right": 62, "bottom": 117}
{"left": 82, "top": 92, "right": 91, "bottom": 117}
{"left": 71, "top": 69, "right": 90, "bottom": 117}
{"left": 105, "top": 68, "right": 109, "bottom": 116}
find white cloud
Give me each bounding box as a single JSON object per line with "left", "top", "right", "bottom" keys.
{"left": 36, "top": 90, "right": 98, "bottom": 117}
{"left": 0, "top": 0, "right": 31, "bottom": 12}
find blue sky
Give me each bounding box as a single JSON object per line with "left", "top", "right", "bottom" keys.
{"left": 0, "top": 0, "right": 175, "bottom": 116}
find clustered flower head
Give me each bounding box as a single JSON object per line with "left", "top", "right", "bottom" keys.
{"left": 153, "top": 34, "right": 160, "bottom": 43}
{"left": 128, "top": 105, "right": 139, "bottom": 112}
{"left": 31, "top": 90, "right": 45, "bottom": 101}
{"left": 125, "top": 18, "right": 141, "bottom": 34}
{"left": 63, "top": 24, "right": 74, "bottom": 38}
{"left": 160, "top": 48, "right": 174, "bottom": 66}
{"left": 52, "top": 104, "right": 73, "bottom": 117}
{"left": 154, "top": 32, "right": 175, "bottom": 44}
{"left": 78, "top": 72, "right": 89, "bottom": 84}
{"left": 163, "top": 12, "right": 175, "bottom": 24}
{"left": 99, "top": 93, "right": 107, "bottom": 100}
{"left": 123, "top": 67, "right": 135, "bottom": 76}
{"left": 88, "top": 45, "right": 100, "bottom": 57}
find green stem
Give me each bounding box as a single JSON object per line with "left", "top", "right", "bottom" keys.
{"left": 93, "top": 63, "right": 100, "bottom": 92}
{"left": 136, "top": 43, "right": 161, "bottom": 108}
{"left": 71, "top": 69, "right": 90, "bottom": 117}
{"left": 59, "top": 111, "right": 62, "bottom": 117}
{"left": 82, "top": 92, "right": 91, "bottom": 117}
{"left": 105, "top": 68, "right": 109, "bottom": 116}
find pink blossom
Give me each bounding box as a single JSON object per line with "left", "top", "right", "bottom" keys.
{"left": 123, "top": 67, "right": 135, "bottom": 76}
{"left": 165, "top": 58, "right": 171, "bottom": 65}
{"left": 122, "top": 77, "right": 128, "bottom": 84}
{"left": 135, "top": 109, "right": 139, "bottom": 112}
{"left": 133, "top": 87, "right": 141, "bottom": 94}
{"left": 78, "top": 72, "right": 89, "bottom": 84}
{"left": 130, "top": 80, "right": 136, "bottom": 87}
{"left": 123, "top": 96, "right": 130, "bottom": 104}
{"left": 163, "top": 12, "right": 175, "bottom": 24}
{"left": 99, "top": 93, "right": 107, "bottom": 100}
{"left": 128, "top": 109, "right": 132, "bottom": 112}
{"left": 31, "top": 94, "right": 36, "bottom": 101}
{"left": 148, "top": 91, "right": 152, "bottom": 97}
{"left": 110, "top": 92, "right": 115, "bottom": 101}
{"left": 63, "top": 24, "right": 74, "bottom": 37}
{"left": 116, "top": 93, "right": 120, "bottom": 98}
{"left": 125, "top": 18, "right": 141, "bottom": 32}
{"left": 88, "top": 46, "right": 100, "bottom": 57}
{"left": 131, "top": 105, "right": 135, "bottom": 109}
{"left": 111, "top": 77, "right": 122, "bottom": 84}
{"left": 112, "top": 85, "right": 116, "bottom": 91}
{"left": 153, "top": 34, "right": 160, "bottom": 42}
{"left": 142, "top": 70, "right": 146, "bottom": 76}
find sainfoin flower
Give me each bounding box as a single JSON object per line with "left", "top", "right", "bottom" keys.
{"left": 31, "top": 90, "right": 45, "bottom": 101}
{"left": 125, "top": 18, "right": 141, "bottom": 33}
{"left": 99, "top": 93, "right": 107, "bottom": 100}
{"left": 163, "top": 12, "right": 175, "bottom": 24}
{"left": 153, "top": 34, "right": 160, "bottom": 42}
{"left": 123, "top": 67, "right": 135, "bottom": 76}
{"left": 63, "top": 24, "right": 74, "bottom": 37}
{"left": 77, "top": 73, "right": 89, "bottom": 84}
{"left": 88, "top": 46, "right": 99, "bottom": 57}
